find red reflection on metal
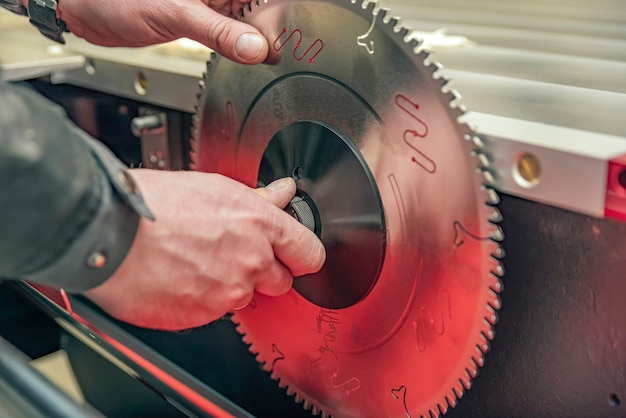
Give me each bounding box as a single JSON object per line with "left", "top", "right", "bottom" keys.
{"left": 604, "top": 154, "right": 626, "bottom": 222}
{"left": 403, "top": 130, "right": 436, "bottom": 173}
{"left": 29, "top": 283, "right": 69, "bottom": 309}
{"left": 395, "top": 94, "right": 429, "bottom": 137}
{"left": 220, "top": 100, "right": 234, "bottom": 141}
{"left": 396, "top": 94, "right": 437, "bottom": 174}
{"left": 25, "top": 283, "right": 234, "bottom": 418}
{"left": 99, "top": 335, "right": 235, "bottom": 418}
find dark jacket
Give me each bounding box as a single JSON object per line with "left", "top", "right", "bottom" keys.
{"left": 0, "top": 77, "right": 153, "bottom": 292}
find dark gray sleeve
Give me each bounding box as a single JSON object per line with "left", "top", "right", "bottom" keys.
{"left": 0, "top": 0, "right": 27, "bottom": 16}
{"left": 0, "top": 78, "right": 154, "bottom": 292}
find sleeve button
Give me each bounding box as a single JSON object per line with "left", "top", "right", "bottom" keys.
{"left": 87, "top": 251, "right": 107, "bottom": 269}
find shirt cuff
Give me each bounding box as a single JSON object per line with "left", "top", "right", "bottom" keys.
{"left": 25, "top": 167, "right": 139, "bottom": 292}
{"left": 0, "top": 1, "right": 28, "bottom": 16}
{"left": 25, "top": 130, "right": 154, "bottom": 292}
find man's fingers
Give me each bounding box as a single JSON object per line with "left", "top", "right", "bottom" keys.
{"left": 272, "top": 215, "right": 326, "bottom": 277}
{"left": 256, "top": 177, "right": 326, "bottom": 276}
{"left": 254, "top": 261, "right": 294, "bottom": 297}
{"left": 255, "top": 177, "right": 297, "bottom": 208}
{"left": 183, "top": 3, "right": 269, "bottom": 64}
{"left": 231, "top": 293, "right": 254, "bottom": 311}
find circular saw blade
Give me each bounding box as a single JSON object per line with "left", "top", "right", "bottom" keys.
{"left": 191, "top": 0, "right": 504, "bottom": 416}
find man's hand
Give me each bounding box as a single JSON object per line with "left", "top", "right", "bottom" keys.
{"left": 84, "top": 170, "right": 325, "bottom": 330}
{"left": 56, "top": 0, "right": 269, "bottom": 63}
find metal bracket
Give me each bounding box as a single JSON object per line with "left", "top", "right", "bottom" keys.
{"left": 131, "top": 108, "right": 170, "bottom": 170}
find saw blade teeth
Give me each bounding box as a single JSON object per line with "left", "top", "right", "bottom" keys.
{"left": 491, "top": 225, "right": 505, "bottom": 242}
{"left": 408, "top": 37, "right": 422, "bottom": 52}
{"left": 469, "top": 134, "right": 485, "bottom": 149}
{"left": 490, "top": 257, "right": 504, "bottom": 276}
{"left": 391, "top": 17, "right": 405, "bottom": 33}
{"left": 236, "top": 0, "right": 252, "bottom": 18}
{"left": 450, "top": 100, "right": 467, "bottom": 115}
{"left": 452, "top": 385, "right": 463, "bottom": 401}
{"left": 491, "top": 272, "right": 504, "bottom": 288}
{"left": 396, "top": 24, "right": 410, "bottom": 38}
{"left": 473, "top": 349, "right": 486, "bottom": 366}
{"left": 447, "top": 87, "right": 462, "bottom": 104}
{"left": 485, "top": 304, "right": 498, "bottom": 325}
{"left": 489, "top": 206, "right": 503, "bottom": 224}
{"left": 358, "top": 0, "right": 377, "bottom": 14}
{"left": 276, "top": 378, "right": 287, "bottom": 389}
{"left": 473, "top": 151, "right": 490, "bottom": 168}
{"left": 240, "top": 333, "right": 251, "bottom": 344}
{"left": 448, "top": 96, "right": 466, "bottom": 118}
{"left": 478, "top": 335, "right": 489, "bottom": 352}
{"left": 484, "top": 318, "right": 496, "bottom": 333}
{"left": 492, "top": 246, "right": 506, "bottom": 260}
{"left": 422, "top": 50, "right": 439, "bottom": 68}
{"left": 472, "top": 345, "right": 482, "bottom": 357}
{"left": 488, "top": 290, "right": 502, "bottom": 310}
{"left": 377, "top": 7, "right": 389, "bottom": 21}
{"left": 487, "top": 248, "right": 500, "bottom": 276}
{"left": 489, "top": 284, "right": 502, "bottom": 298}
{"left": 492, "top": 262, "right": 505, "bottom": 277}
{"left": 430, "top": 62, "right": 445, "bottom": 77}
{"left": 485, "top": 186, "right": 501, "bottom": 205}
{"left": 421, "top": 49, "right": 433, "bottom": 64}
{"left": 188, "top": 54, "right": 216, "bottom": 170}
{"left": 461, "top": 372, "right": 472, "bottom": 390}
{"left": 433, "top": 64, "right": 450, "bottom": 82}
{"left": 481, "top": 169, "right": 496, "bottom": 186}
{"left": 463, "top": 117, "right": 479, "bottom": 134}
{"left": 239, "top": 331, "right": 252, "bottom": 345}
{"left": 482, "top": 327, "right": 495, "bottom": 341}
{"left": 467, "top": 361, "right": 479, "bottom": 378}
{"left": 449, "top": 104, "right": 466, "bottom": 121}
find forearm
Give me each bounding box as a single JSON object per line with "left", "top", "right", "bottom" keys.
{"left": 0, "top": 78, "right": 153, "bottom": 291}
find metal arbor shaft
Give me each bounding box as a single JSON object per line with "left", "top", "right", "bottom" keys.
{"left": 191, "top": 0, "right": 504, "bottom": 416}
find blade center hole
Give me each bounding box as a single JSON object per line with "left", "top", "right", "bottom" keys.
{"left": 292, "top": 166, "right": 303, "bottom": 181}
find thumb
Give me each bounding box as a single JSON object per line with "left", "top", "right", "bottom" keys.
{"left": 255, "top": 178, "right": 297, "bottom": 209}
{"left": 182, "top": 3, "right": 269, "bottom": 64}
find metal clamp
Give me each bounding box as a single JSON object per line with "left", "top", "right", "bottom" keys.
{"left": 131, "top": 109, "right": 170, "bottom": 170}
